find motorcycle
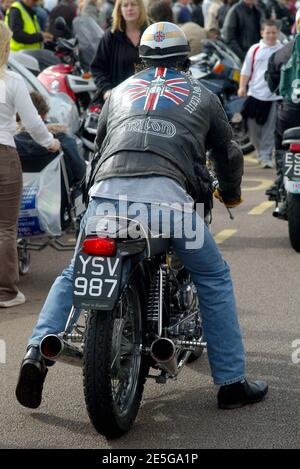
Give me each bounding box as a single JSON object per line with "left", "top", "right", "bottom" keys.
{"left": 270, "top": 127, "right": 300, "bottom": 252}
{"left": 34, "top": 16, "right": 103, "bottom": 114}
{"left": 39, "top": 198, "right": 218, "bottom": 437}
{"left": 189, "top": 39, "right": 254, "bottom": 155}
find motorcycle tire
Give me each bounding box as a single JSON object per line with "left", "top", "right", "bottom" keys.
{"left": 287, "top": 193, "right": 300, "bottom": 252}
{"left": 83, "top": 273, "right": 149, "bottom": 439}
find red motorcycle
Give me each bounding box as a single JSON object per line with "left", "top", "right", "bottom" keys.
{"left": 38, "top": 37, "right": 97, "bottom": 114}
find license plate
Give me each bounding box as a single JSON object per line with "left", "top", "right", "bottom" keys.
{"left": 283, "top": 152, "right": 300, "bottom": 179}
{"left": 73, "top": 252, "right": 122, "bottom": 310}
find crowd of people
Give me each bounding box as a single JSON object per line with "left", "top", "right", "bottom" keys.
{"left": 1, "top": 0, "right": 300, "bottom": 416}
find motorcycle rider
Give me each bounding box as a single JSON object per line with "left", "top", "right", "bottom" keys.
{"left": 16, "top": 22, "right": 268, "bottom": 411}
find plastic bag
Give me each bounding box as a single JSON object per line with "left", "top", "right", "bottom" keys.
{"left": 18, "top": 155, "right": 62, "bottom": 237}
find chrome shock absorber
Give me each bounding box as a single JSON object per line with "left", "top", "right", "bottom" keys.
{"left": 147, "top": 267, "right": 167, "bottom": 337}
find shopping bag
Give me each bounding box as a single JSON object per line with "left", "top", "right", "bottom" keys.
{"left": 18, "top": 154, "right": 62, "bottom": 237}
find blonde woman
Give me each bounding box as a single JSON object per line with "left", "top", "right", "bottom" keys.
{"left": 0, "top": 21, "right": 60, "bottom": 308}
{"left": 90, "top": 0, "right": 148, "bottom": 103}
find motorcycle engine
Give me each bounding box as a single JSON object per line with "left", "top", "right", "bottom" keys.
{"left": 169, "top": 281, "right": 201, "bottom": 339}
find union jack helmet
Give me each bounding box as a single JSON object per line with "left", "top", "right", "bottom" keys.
{"left": 139, "top": 22, "right": 190, "bottom": 59}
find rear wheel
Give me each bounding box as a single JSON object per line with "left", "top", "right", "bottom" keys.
{"left": 83, "top": 274, "right": 149, "bottom": 438}
{"left": 288, "top": 193, "right": 300, "bottom": 252}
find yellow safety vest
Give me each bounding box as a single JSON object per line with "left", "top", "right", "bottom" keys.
{"left": 5, "top": 1, "right": 42, "bottom": 52}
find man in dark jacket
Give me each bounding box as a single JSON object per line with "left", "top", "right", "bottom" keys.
{"left": 266, "top": 38, "right": 298, "bottom": 148}
{"left": 222, "top": 0, "right": 264, "bottom": 60}
{"left": 265, "top": 33, "right": 300, "bottom": 202}
{"left": 15, "top": 22, "right": 268, "bottom": 412}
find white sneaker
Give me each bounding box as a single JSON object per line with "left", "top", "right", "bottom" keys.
{"left": 0, "top": 291, "right": 26, "bottom": 308}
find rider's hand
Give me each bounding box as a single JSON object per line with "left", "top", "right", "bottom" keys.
{"left": 214, "top": 189, "right": 243, "bottom": 208}
{"left": 42, "top": 32, "right": 54, "bottom": 42}
{"left": 47, "top": 138, "right": 61, "bottom": 153}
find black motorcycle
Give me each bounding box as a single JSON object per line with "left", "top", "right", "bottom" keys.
{"left": 40, "top": 207, "right": 208, "bottom": 438}
{"left": 268, "top": 127, "right": 300, "bottom": 252}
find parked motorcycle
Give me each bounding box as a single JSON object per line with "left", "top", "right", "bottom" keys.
{"left": 39, "top": 197, "right": 217, "bottom": 437}
{"left": 33, "top": 16, "right": 103, "bottom": 114}
{"left": 189, "top": 39, "right": 254, "bottom": 155}
{"left": 270, "top": 127, "right": 300, "bottom": 252}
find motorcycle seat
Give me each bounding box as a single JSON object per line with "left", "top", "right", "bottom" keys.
{"left": 86, "top": 215, "right": 170, "bottom": 257}
{"left": 147, "top": 236, "right": 170, "bottom": 257}
{"left": 282, "top": 127, "right": 300, "bottom": 147}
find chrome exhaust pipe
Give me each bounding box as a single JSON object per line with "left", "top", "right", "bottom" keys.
{"left": 273, "top": 207, "right": 280, "bottom": 218}
{"left": 40, "top": 334, "right": 83, "bottom": 367}
{"left": 150, "top": 338, "right": 178, "bottom": 377}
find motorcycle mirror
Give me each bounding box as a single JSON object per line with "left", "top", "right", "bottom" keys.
{"left": 55, "top": 16, "right": 67, "bottom": 31}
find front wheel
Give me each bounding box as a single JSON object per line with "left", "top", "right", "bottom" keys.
{"left": 83, "top": 274, "right": 148, "bottom": 439}
{"left": 288, "top": 193, "right": 300, "bottom": 252}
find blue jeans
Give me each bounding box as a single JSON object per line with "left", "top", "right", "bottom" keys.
{"left": 29, "top": 198, "right": 245, "bottom": 385}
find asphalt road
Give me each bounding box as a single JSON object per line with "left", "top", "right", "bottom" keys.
{"left": 0, "top": 155, "right": 299, "bottom": 449}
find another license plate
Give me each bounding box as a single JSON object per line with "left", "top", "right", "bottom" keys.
{"left": 283, "top": 152, "right": 300, "bottom": 179}
{"left": 73, "top": 252, "right": 122, "bottom": 310}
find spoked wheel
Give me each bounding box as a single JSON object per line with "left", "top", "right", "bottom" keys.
{"left": 83, "top": 273, "right": 149, "bottom": 439}
{"left": 17, "top": 240, "right": 31, "bottom": 275}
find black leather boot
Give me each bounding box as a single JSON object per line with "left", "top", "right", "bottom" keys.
{"left": 15, "top": 345, "right": 48, "bottom": 409}
{"left": 217, "top": 379, "right": 268, "bottom": 409}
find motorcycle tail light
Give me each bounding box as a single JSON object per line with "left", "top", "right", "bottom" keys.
{"left": 82, "top": 237, "right": 117, "bottom": 256}
{"left": 289, "top": 143, "right": 300, "bottom": 152}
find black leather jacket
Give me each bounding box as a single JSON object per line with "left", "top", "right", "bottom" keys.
{"left": 93, "top": 66, "right": 243, "bottom": 202}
